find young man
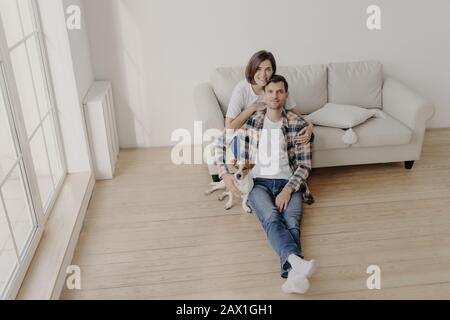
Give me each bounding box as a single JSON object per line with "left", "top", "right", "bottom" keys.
{"left": 215, "top": 75, "right": 317, "bottom": 294}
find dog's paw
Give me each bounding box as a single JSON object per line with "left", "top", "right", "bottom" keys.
{"left": 243, "top": 206, "right": 253, "bottom": 214}
{"left": 218, "top": 192, "right": 230, "bottom": 201}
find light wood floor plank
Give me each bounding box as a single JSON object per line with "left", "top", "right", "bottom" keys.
{"left": 62, "top": 129, "right": 450, "bottom": 300}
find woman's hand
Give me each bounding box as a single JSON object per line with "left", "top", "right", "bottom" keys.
{"left": 252, "top": 102, "right": 267, "bottom": 113}
{"left": 294, "top": 124, "right": 314, "bottom": 145}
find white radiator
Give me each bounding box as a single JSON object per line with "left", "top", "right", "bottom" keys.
{"left": 83, "top": 81, "right": 120, "bottom": 180}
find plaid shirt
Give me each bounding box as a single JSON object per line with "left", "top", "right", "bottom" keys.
{"left": 215, "top": 109, "right": 315, "bottom": 205}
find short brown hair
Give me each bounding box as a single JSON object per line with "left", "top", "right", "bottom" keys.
{"left": 265, "top": 75, "right": 289, "bottom": 92}
{"left": 245, "top": 50, "right": 277, "bottom": 85}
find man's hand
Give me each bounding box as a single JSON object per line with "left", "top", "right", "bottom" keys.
{"left": 222, "top": 174, "right": 243, "bottom": 197}
{"left": 275, "top": 186, "right": 294, "bottom": 212}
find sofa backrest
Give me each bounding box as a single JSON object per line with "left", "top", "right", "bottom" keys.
{"left": 210, "top": 67, "right": 244, "bottom": 116}
{"left": 279, "top": 65, "right": 328, "bottom": 115}
{"left": 210, "top": 60, "right": 383, "bottom": 116}
{"left": 328, "top": 61, "right": 383, "bottom": 109}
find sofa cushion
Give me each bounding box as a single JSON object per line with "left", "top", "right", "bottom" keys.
{"left": 328, "top": 61, "right": 383, "bottom": 109}
{"left": 352, "top": 113, "right": 412, "bottom": 148}
{"left": 278, "top": 65, "right": 328, "bottom": 115}
{"left": 313, "top": 126, "right": 350, "bottom": 151}
{"left": 305, "top": 103, "right": 378, "bottom": 129}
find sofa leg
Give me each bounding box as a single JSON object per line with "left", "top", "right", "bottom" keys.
{"left": 211, "top": 175, "right": 221, "bottom": 182}
{"left": 405, "top": 161, "right": 415, "bottom": 170}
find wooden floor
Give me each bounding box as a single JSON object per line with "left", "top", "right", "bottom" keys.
{"left": 62, "top": 129, "right": 450, "bottom": 300}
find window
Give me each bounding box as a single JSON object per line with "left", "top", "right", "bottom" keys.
{"left": 0, "top": 0, "right": 66, "bottom": 299}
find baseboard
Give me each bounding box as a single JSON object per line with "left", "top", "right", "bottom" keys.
{"left": 51, "top": 173, "right": 95, "bottom": 299}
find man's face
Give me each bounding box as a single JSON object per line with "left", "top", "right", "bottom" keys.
{"left": 265, "top": 81, "right": 288, "bottom": 110}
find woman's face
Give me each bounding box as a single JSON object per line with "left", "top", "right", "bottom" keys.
{"left": 254, "top": 60, "right": 274, "bottom": 87}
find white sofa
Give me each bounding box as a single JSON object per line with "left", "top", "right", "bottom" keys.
{"left": 194, "top": 61, "right": 435, "bottom": 181}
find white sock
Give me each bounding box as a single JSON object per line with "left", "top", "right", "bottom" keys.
{"left": 288, "top": 254, "right": 317, "bottom": 279}
{"left": 281, "top": 270, "right": 310, "bottom": 294}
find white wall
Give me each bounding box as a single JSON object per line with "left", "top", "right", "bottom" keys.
{"left": 84, "top": 0, "right": 450, "bottom": 148}
{"left": 38, "top": 0, "right": 93, "bottom": 173}
{"left": 63, "top": 0, "right": 95, "bottom": 103}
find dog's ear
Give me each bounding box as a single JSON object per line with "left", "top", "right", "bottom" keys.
{"left": 249, "top": 163, "right": 256, "bottom": 170}
{"left": 232, "top": 159, "right": 238, "bottom": 168}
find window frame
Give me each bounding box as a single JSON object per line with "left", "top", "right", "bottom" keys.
{"left": 0, "top": 0, "right": 67, "bottom": 299}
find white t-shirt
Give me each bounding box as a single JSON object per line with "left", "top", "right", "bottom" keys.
{"left": 226, "top": 80, "right": 296, "bottom": 120}
{"left": 252, "top": 116, "right": 293, "bottom": 180}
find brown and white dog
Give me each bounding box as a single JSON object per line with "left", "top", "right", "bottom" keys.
{"left": 205, "top": 160, "right": 255, "bottom": 213}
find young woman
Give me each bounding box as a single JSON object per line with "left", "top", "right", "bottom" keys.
{"left": 225, "top": 50, "right": 314, "bottom": 144}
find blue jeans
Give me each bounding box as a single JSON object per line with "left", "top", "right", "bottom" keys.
{"left": 249, "top": 178, "right": 304, "bottom": 278}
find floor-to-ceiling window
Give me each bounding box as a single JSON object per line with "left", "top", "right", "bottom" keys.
{"left": 0, "top": 0, "right": 66, "bottom": 299}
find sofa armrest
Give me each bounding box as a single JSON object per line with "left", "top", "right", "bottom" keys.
{"left": 194, "top": 83, "right": 225, "bottom": 132}
{"left": 383, "top": 77, "right": 435, "bottom": 131}
{"left": 194, "top": 83, "right": 224, "bottom": 178}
